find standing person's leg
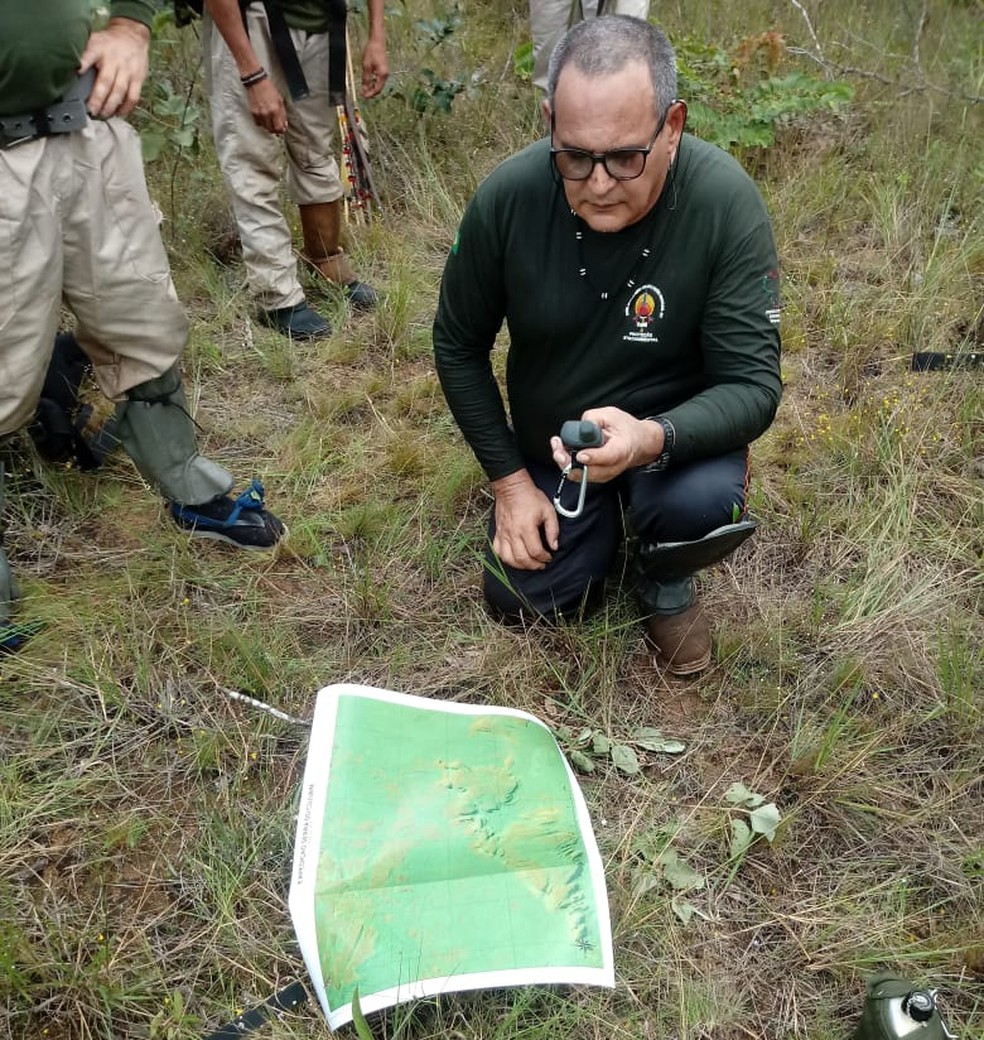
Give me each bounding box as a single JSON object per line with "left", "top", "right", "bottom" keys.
{"left": 0, "top": 460, "right": 38, "bottom": 652}
{"left": 203, "top": 8, "right": 331, "bottom": 338}
{"left": 0, "top": 137, "right": 65, "bottom": 439}
{"left": 530, "top": 0, "right": 580, "bottom": 91}
{"left": 530, "top": 0, "right": 648, "bottom": 92}
{"left": 612, "top": 1, "right": 650, "bottom": 18}
{"left": 625, "top": 449, "right": 754, "bottom": 674}
{"left": 0, "top": 134, "right": 71, "bottom": 650}
{"left": 285, "top": 29, "right": 377, "bottom": 309}
{"left": 63, "top": 120, "right": 285, "bottom": 549}
{"left": 483, "top": 458, "right": 622, "bottom": 620}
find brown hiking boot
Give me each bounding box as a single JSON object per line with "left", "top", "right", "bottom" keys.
{"left": 645, "top": 599, "right": 712, "bottom": 676}
{"left": 298, "top": 201, "right": 378, "bottom": 309}
{"left": 299, "top": 249, "right": 378, "bottom": 309}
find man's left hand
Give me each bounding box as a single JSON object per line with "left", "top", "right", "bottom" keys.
{"left": 79, "top": 17, "right": 151, "bottom": 119}
{"left": 549, "top": 406, "right": 664, "bottom": 483}
{"left": 361, "top": 39, "right": 389, "bottom": 98}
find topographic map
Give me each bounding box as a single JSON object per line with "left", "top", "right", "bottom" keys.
{"left": 290, "top": 684, "right": 613, "bottom": 1028}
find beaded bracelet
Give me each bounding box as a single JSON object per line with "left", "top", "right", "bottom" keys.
{"left": 240, "top": 67, "right": 268, "bottom": 88}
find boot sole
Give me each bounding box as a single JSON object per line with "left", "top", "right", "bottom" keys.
{"left": 180, "top": 522, "right": 289, "bottom": 551}
{"left": 644, "top": 633, "right": 712, "bottom": 676}
{"left": 257, "top": 320, "right": 332, "bottom": 341}
{"left": 655, "top": 649, "right": 712, "bottom": 676}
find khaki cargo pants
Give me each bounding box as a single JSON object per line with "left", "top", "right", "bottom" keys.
{"left": 530, "top": 0, "right": 652, "bottom": 91}
{"left": 204, "top": 6, "right": 346, "bottom": 311}
{"left": 0, "top": 118, "right": 186, "bottom": 437}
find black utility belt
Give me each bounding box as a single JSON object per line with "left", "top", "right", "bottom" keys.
{"left": 0, "top": 69, "right": 94, "bottom": 150}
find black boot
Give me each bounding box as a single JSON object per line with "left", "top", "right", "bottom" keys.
{"left": 27, "top": 331, "right": 118, "bottom": 470}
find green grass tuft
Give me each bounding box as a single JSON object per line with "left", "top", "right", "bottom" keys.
{"left": 1, "top": 2, "right": 981, "bottom": 1038}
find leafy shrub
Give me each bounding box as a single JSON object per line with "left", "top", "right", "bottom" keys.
{"left": 676, "top": 31, "right": 854, "bottom": 152}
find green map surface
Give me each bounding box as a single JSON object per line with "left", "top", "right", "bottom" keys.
{"left": 314, "top": 695, "right": 604, "bottom": 1008}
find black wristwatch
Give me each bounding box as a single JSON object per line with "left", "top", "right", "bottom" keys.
{"left": 643, "top": 416, "right": 675, "bottom": 471}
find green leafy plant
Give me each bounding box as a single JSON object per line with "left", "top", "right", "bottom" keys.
{"left": 133, "top": 11, "right": 207, "bottom": 233}
{"left": 407, "top": 69, "right": 467, "bottom": 114}
{"left": 385, "top": 4, "right": 475, "bottom": 114}
{"left": 513, "top": 40, "right": 534, "bottom": 81}
{"left": 140, "top": 79, "right": 203, "bottom": 164}
{"left": 413, "top": 11, "right": 463, "bottom": 48}
{"left": 352, "top": 987, "right": 375, "bottom": 1040}
{"left": 138, "top": 10, "right": 204, "bottom": 164}
{"left": 148, "top": 990, "right": 204, "bottom": 1039}
{"left": 724, "top": 782, "right": 781, "bottom": 860}
{"left": 629, "top": 824, "right": 708, "bottom": 925}
{"left": 676, "top": 32, "right": 853, "bottom": 153}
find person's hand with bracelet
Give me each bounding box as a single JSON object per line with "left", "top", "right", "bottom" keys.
{"left": 239, "top": 66, "right": 288, "bottom": 135}
{"left": 204, "top": 0, "right": 288, "bottom": 135}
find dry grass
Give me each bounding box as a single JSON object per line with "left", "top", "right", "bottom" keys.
{"left": 1, "top": 1, "right": 982, "bottom": 1038}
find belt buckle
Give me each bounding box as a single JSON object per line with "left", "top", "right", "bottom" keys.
{"left": 40, "top": 98, "right": 89, "bottom": 136}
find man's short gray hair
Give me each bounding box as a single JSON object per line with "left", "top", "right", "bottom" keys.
{"left": 546, "top": 15, "right": 677, "bottom": 118}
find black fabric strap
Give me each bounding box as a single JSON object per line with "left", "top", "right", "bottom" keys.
{"left": 259, "top": 0, "right": 310, "bottom": 100}
{"left": 326, "top": 0, "right": 348, "bottom": 104}
{"left": 240, "top": 0, "right": 347, "bottom": 103}
{"left": 27, "top": 331, "right": 118, "bottom": 470}
{"left": 201, "top": 981, "right": 309, "bottom": 1040}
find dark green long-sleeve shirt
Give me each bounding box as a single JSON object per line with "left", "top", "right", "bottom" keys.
{"left": 0, "top": 0, "right": 154, "bottom": 117}
{"left": 433, "top": 133, "right": 783, "bottom": 481}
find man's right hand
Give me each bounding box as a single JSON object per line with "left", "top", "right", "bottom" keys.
{"left": 79, "top": 17, "right": 150, "bottom": 119}
{"left": 491, "top": 471, "right": 559, "bottom": 571}
{"left": 204, "top": 0, "right": 287, "bottom": 134}
{"left": 245, "top": 78, "right": 288, "bottom": 135}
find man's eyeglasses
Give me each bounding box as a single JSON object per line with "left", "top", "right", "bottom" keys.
{"left": 550, "top": 104, "right": 673, "bottom": 182}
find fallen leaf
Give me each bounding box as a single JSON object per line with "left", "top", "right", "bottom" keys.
{"left": 631, "top": 732, "right": 687, "bottom": 754}
{"left": 592, "top": 733, "right": 612, "bottom": 755}
{"left": 730, "top": 818, "right": 753, "bottom": 858}
{"left": 611, "top": 743, "right": 641, "bottom": 774}
{"left": 749, "top": 802, "right": 781, "bottom": 841}
{"left": 631, "top": 869, "right": 662, "bottom": 898}
{"left": 658, "top": 848, "right": 704, "bottom": 891}
{"left": 725, "top": 781, "right": 765, "bottom": 808}
{"left": 671, "top": 895, "right": 712, "bottom": 924}
{"left": 568, "top": 749, "right": 596, "bottom": 774}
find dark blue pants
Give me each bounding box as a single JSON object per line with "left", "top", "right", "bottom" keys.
{"left": 483, "top": 449, "right": 749, "bottom": 620}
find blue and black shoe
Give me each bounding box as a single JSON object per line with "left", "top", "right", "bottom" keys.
{"left": 1, "top": 619, "right": 44, "bottom": 655}
{"left": 1, "top": 544, "right": 42, "bottom": 654}
{"left": 170, "top": 479, "right": 286, "bottom": 550}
